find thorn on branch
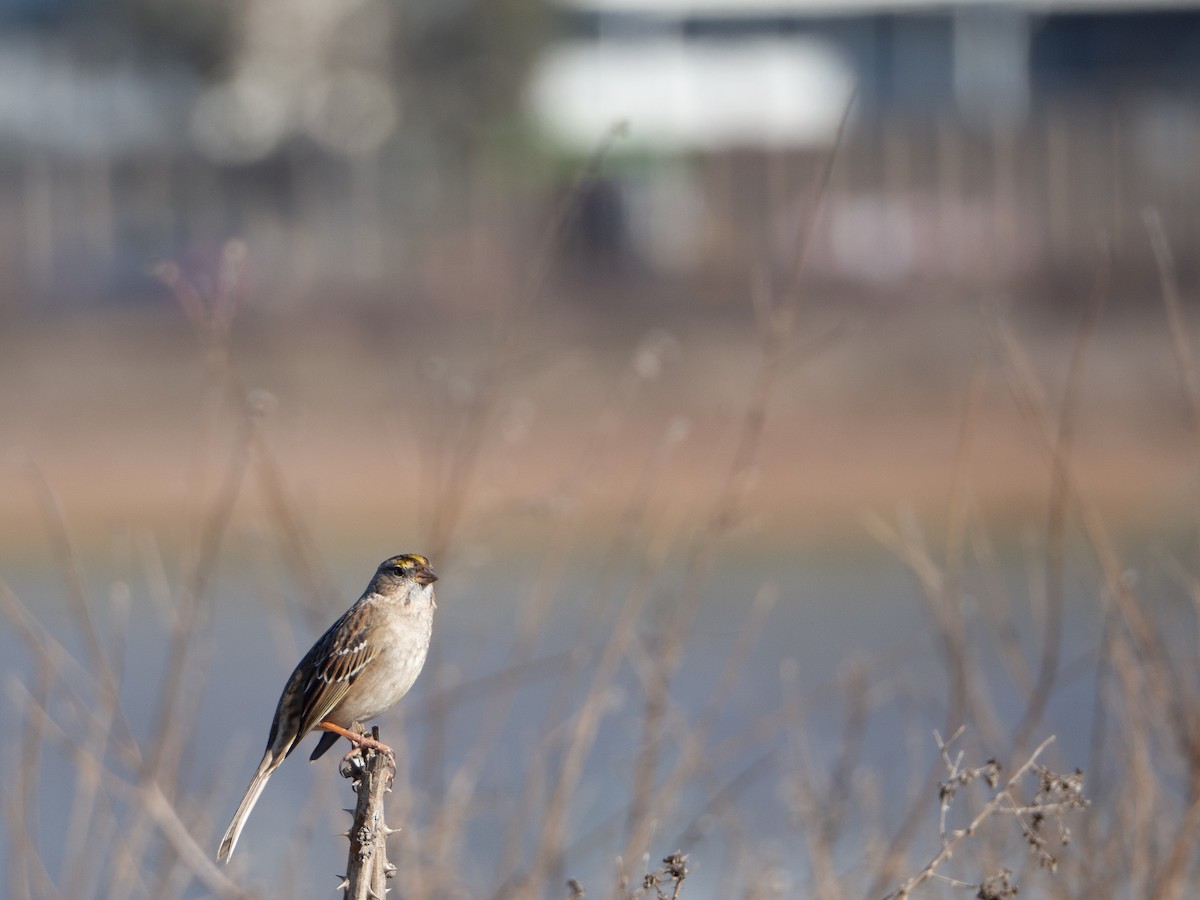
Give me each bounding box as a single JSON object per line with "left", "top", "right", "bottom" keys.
{"left": 976, "top": 868, "right": 1018, "bottom": 899}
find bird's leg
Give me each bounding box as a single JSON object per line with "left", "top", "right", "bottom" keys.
{"left": 318, "top": 721, "right": 396, "bottom": 764}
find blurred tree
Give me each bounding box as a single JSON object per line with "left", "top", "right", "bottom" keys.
{"left": 396, "top": 0, "right": 554, "bottom": 161}
{"left": 113, "top": 0, "right": 236, "bottom": 77}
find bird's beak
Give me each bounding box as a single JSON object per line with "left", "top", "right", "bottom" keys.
{"left": 415, "top": 564, "right": 438, "bottom": 586}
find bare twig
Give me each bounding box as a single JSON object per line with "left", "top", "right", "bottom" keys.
{"left": 881, "top": 735, "right": 1059, "bottom": 900}
{"left": 1013, "top": 243, "right": 1109, "bottom": 753}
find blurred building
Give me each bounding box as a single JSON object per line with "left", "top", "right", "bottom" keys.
{"left": 532, "top": 0, "right": 1200, "bottom": 146}
{"left": 529, "top": 0, "right": 1200, "bottom": 293}
{"left": 0, "top": 0, "right": 1197, "bottom": 310}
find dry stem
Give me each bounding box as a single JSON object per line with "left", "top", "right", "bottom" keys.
{"left": 339, "top": 728, "right": 398, "bottom": 900}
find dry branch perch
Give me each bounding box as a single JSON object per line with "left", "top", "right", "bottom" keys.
{"left": 339, "top": 727, "right": 398, "bottom": 900}
{"left": 881, "top": 735, "right": 1086, "bottom": 900}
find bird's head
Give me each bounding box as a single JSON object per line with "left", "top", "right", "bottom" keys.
{"left": 372, "top": 554, "right": 438, "bottom": 591}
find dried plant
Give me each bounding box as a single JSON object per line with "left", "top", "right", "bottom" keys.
{"left": 880, "top": 731, "right": 1088, "bottom": 899}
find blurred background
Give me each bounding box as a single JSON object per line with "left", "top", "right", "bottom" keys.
{"left": 1, "top": 0, "right": 1199, "bottom": 302}
{"left": 4, "top": 0, "right": 1200, "bottom": 896}
{"left": 2, "top": 0, "right": 1199, "bottom": 546}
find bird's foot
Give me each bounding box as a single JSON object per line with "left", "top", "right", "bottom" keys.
{"left": 319, "top": 721, "right": 396, "bottom": 770}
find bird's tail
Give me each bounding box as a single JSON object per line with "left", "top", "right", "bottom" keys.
{"left": 217, "top": 751, "right": 280, "bottom": 862}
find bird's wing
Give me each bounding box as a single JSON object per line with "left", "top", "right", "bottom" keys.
{"left": 295, "top": 601, "right": 379, "bottom": 739}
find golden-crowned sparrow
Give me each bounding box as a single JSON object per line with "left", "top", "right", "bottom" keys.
{"left": 216, "top": 553, "right": 438, "bottom": 862}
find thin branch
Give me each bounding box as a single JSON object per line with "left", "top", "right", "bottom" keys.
{"left": 881, "top": 736, "right": 1057, "bottom": 900}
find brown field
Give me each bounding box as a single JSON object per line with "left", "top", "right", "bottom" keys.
{"left": 2, "top": 289, "right": 1194, "bottom": 560}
